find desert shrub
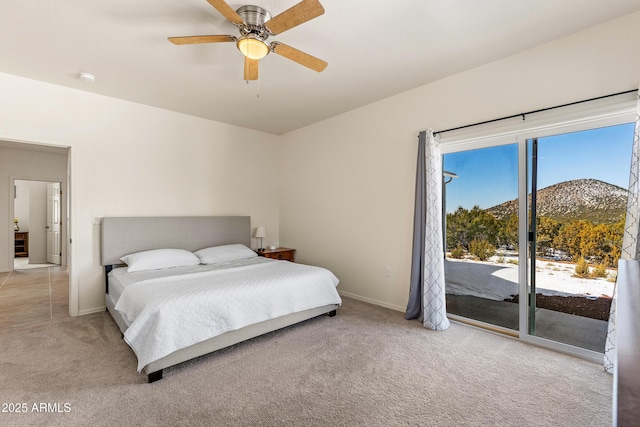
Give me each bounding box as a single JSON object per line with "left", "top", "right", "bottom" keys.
{"left": 469, "top": 239, "right": 495, "bottom": 261}
{"left": 507, "top": 259, "right": 519, "bottom": 265}
{"left": 554, "top": 219, "right": 623, "bottom": 267}
{"left": 590, "top": 264, "right": 608, "bottom": 278}
{"left": 494, "top": 212, "right": 519, "bottom": 250}
{"left": 574, "top": 257, "right": 590, "bottom": 278}
{"left": 536, "top": 217, "right": 561, "bottom": 256}
{"left": 446, "top": 206, "right": 500, "bottom": 250}
{"left": 450, "top": 244, "right": 465, "bottom": 259}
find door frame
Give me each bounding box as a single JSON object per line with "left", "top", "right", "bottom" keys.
{"left": 3, "top": 137, "right": 73, "bottom": 317}
{"left": 10, "top": 177, "right": 67, "bottom": 268}
{"left": 440, "top": 94, "right": 637, "bottom": 363}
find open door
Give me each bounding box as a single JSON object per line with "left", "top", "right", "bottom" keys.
{"left": 46, "top": 182, "right": 61, "bottom": 265}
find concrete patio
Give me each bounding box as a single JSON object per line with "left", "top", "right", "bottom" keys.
{"left": 446, "top": 294, "right": 608, "bottom": 353}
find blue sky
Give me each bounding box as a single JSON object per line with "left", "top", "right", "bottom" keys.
{"left": 443, "top": 122, "right": 635, "bottom": 213}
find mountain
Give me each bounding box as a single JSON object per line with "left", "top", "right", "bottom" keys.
{"left": 486, "top": 179, "right": 628, "bottom": 223}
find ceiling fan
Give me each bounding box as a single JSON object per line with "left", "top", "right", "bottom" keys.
{"left": 168, "top": 0, "right": 328, "bottom": 81}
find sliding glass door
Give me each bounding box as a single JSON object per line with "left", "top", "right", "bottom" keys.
{"left": 527, "top": 124, "right": 634, "bottom": 352}
{"left": 443, "top": 122, "right": 634, "bottom": 354}
{"left": 443, "top": 144, "right": 520, "bottom": 333}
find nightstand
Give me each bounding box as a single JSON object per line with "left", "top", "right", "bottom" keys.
{"left": 15, "top": 232, "right": 29, "bottom": 257}
{"left": 256, "top": 247, "right": 296, "bottom": 262}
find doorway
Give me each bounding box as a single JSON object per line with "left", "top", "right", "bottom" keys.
{"left": 13, "top": 180, "right": 62, "bottom": 270}
{"left": 526, "top": 124, "right": 633, "bottom": 351}
{"left": 443, "top": 144, "right": 520, "bottom": 333}
{"left": 1, "top": 139, "right": 70, "bottom": 321}
{"left": 443, "top": 122, "right": 634, "bottom": 355}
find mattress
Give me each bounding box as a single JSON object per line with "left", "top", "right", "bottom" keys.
{"left": 108, "top": 257, "right": 342, "bottom": 370}
{"left": 108, "top": 257, "right": 269, "bottom": 309}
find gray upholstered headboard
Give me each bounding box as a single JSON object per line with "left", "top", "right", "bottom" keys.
{"left": 101, "top": 216, "right": 251, "bottom": 266}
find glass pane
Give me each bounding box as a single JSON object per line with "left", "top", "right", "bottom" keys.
{"left": 443, "top": 144, "right": 519, "bottom": 330}
{"left": 528, "top": 123, "right": 634, "bottom": 352}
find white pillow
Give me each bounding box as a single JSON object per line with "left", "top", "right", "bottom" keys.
{"left": 120, "top": 248, "right": 200, "bottom": 272}
{"left": 194, "top": 244, "right": 257, "bottom": 265}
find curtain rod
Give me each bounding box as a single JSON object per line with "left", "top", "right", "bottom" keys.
{"left": 432, "top": 89, "right": 637, "bottom": 136}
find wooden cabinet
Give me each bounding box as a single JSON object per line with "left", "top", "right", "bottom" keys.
{"left": 15, "top": 232, "right": 29, "bottom": 257}
{"left": 256, "top": 247, "right": 295, "bottom": 262}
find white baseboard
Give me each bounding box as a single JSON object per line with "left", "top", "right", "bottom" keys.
{"left": 78, "top": 306, "right": 107, "bottom": 316}
{"left": 79, "top": 295, "right": 405, "bottom": 318}
{"left": 338, "top": 291, "right": 405, "bottom": 313}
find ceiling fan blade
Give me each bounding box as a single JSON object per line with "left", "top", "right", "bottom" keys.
{"left": 265, "top": 0, "right": 324, "bottom": 35}
{"left": 271, "top": 42, "right": 327, "bottom": 72}
{"left": 244, "top": 57, "right": 259, "bottom": 81}
{"left": 168, "top": 35, "right": 236, "bottom": 45}
{"left": 206, "top": 0, "right": 244, "bottom": 25}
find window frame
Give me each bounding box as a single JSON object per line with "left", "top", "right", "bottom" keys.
{"left": 437, "top": 93, "right": 636, "bottom": 362}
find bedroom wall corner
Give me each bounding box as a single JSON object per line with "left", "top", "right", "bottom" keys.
{"left": 0, "top": 72, "right": 281, "bottom": 315}
{"left": 277, "top": 10, "right": 640, "bottom": 312}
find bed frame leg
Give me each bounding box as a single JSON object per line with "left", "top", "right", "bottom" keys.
{"left": 328, "top": 310, "right": 337, "bottom": 317}
{"left": 148, "top": 370, "right": 163, "bottom": 383}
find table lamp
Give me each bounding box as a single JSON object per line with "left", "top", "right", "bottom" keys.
{"left": 254, "top": 226, "right": 266, "bottom": 251}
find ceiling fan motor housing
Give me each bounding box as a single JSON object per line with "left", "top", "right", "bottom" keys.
{"left": 236, "top": 5, "right": 271, "bottom": 36}
{"left": 168, "top": 0, "right": 327, "bottom": 78}
{"left": 235, "top": 4, "right": 272, "bottom": 59}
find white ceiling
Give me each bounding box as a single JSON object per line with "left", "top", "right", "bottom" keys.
{"left": 2, "top": 0, "right": 640, "bottom": 135}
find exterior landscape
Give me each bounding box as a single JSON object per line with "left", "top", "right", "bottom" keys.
{"left": 445, "top": 178, "right": 626, "bottom": 320}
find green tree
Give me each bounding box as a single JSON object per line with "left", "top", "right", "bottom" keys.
{"left": 446, "top": 206, "right": 500, "bottom": 250}
{"left": 497, "top": 212, "right": 519, "bottom": 250}
{"left": 580, "top": 221, "right": 623, "bottom": 266}
{"left": 553, "top": 218, "right": 623, "bottom": 267}
{"left": 553, "top": 220, "right": 591, "bottom": 261}
{"left": 536, "top": 216, "right": 561, "bottom": 257}
{"left": 446, "top": 206, "right": 473, "bottom": 250}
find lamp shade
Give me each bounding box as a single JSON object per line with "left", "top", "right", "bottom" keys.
{"left": 254, "top": 227, "right": 267, "bottom": 238}
{"left": 237, "top": 36, "right": 270, "bottom": 60}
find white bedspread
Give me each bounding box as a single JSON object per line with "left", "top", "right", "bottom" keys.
{"left": 114, "top": 258, "right": 341, "bottom": 371}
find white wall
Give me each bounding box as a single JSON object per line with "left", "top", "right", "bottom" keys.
{"left": 279, "top": 11, "right": 640, "bottom": 311}
{"left": 2, "top": 10, "right": 639, "bottom": 317}
{"left": 0, "top": 73, "right": 281, "bottom": 315}
{"left": 14, "top": 180, "right": 30, "bottom": 232}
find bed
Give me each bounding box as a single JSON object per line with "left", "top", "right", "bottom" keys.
{"left": 101, "top": 216, "right": 341, "bottom": 383}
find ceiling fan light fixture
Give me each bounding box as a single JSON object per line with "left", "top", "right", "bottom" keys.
{"left": 237, "top": 35, "right": 270, "bottom": 60}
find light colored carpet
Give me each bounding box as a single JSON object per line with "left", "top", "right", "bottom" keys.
{"left": 0, "top": 297, "right": 612, "bottom": 426}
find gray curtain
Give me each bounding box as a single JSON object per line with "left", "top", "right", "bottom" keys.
{"left": 405, "top": 132, "right": 427, "bottom": 320}
{"left": 405, "top": 130, "right": 450, "bottom": 331}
